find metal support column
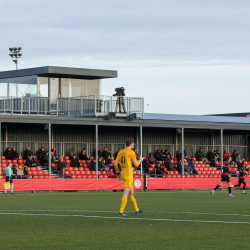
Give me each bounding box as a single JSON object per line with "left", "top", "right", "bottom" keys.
{"left": 181, "top": 128, "right": 184, "bottom": 178}
{"left": 95, "top": 125, "right": 98, "bottom": 179}
{"left": 48, "top": 123, "right": 51, "bottom": 179}
{"left": 220, "top": 129, "right": 223, "bottom": 172}
{"left": 140, "top": 126, "right": 143, "bottom": 178}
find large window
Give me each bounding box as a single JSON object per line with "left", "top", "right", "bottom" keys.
{"left": 60, "top": 78, "right": 100, "bottom": 98}
{"left": 0, "top": 76, "right": 37, "bottom": 97}
{"left": 37, "top": 77, "right": 48, "bottom": 97}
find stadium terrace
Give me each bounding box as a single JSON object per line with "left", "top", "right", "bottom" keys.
{"left": 0, "top": 66, "right": 250, "bottom": 192}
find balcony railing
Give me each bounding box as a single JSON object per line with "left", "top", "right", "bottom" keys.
{"left": 0, "top": 95, "right": 144, "bottom": 117}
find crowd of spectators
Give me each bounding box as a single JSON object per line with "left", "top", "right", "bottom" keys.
{"left": 2, "top": 146, "right": 249, "bottom": 179}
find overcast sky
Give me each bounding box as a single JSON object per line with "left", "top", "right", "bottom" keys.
{"left": 0, "top": 0, "right": 250, "bottom": 115}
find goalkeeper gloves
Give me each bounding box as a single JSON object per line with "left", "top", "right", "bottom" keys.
{"left": 138, "top": 156, "right": 144, "bottom": 162}
{"left": 117, "top": 171, "right": 122, "bottom": 181}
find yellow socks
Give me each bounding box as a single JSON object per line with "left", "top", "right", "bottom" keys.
{"left": 130, "top": 197, "right": 139, "bottom": 212}
{"left": 119, "top": 197, "right": 127, "bottom": 213}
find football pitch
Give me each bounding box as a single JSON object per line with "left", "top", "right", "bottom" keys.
{"left": 1, "top": 190, "right": 250, "bottom": 250}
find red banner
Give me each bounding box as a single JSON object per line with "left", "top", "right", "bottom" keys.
{"left": 0, "top": 178, "right": 143, "bottom": 191}
{"left": 147, "top": 177, "right": 250, "bottom": 189}
{"left": 1, "top": 177, "right": 248, "bottom": 191}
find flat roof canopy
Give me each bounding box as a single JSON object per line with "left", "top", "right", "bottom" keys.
{"left": 0, "top": 66, "right": 117, "bottom": 80}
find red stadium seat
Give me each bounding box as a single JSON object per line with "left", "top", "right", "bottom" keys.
{"left": 85, "top": 171, "right": 90, "bottom": 175}
{"left": 87, "top": 176, "right": 92, "bottom": 179}
{"left": 32, "top": 171, "right": 38, "bottom": 175}
{"left": 43, "top": 171, "right": 49, "bottom": 175}
{"left": 38, "top": 171, "right": 43, "bottom": 175}
{"left": 99, "top": 175, "right": 104, "bottom": 179}
{"left": 91, "top": 171, "right": 96, "bottom": 175}
{"left": 36, "top": 167, "right": 42, "bottom": 171}
{"left": 79, "top": 167, "right": 84, "bottom": 171}
{"left": 82, "top": 176, "right": 87, "bottom": 179}
{"left": 31, "top": 167, "right": 36, "bottom": 171}
{"left": 33, "top": 176, "right": 38, "bottom": 179}
{"left": 80, "top": 171, "right": 85, "bottom": 175}
{"left": 75, "top": 171, "right": 80, "bottom": 175}
{"left": 39, "top": 176, "right": 44, "bottom": 179}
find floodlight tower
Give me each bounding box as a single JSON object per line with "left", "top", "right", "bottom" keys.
{"left": 9, "top": 47, "right": 22, "bottom": 70}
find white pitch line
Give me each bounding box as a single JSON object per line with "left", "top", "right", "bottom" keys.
{"left": 0, "top": 210, "right": 250, "bottom": 217}
{"left": 0, "top": 212, "right": 250, "bottom": 224}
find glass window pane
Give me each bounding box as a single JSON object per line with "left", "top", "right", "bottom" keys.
{"left": 37, "top": 77, "right": 48, "bottom": 97}
{"left": 50, "top": 78, "right": 59, "bottom": 99}
{"left": 0, "top": 82, "right": 8, "bottom": 96}
{"left": 0, "top": 76, "right": 37, "bottom": 97}
{"left": 61, "top": 78, "right": 69, "bottom": 98}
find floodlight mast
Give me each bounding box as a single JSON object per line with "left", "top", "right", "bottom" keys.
{"left": 9, "top": 47, "right": 22, "bottom": 70}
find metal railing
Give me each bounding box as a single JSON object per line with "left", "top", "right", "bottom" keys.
{"left": 0, "top": 95, "right": 144, "bottom": 117}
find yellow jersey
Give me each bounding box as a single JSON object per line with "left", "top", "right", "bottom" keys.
{"left": 114, "top": 148, "right": 140, "bottom": 178}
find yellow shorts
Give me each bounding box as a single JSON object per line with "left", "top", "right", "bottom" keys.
{"left": 122, "top": 176, "right": 133, "bottom": 188}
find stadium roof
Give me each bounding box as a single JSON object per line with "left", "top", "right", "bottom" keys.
{"left": 0, "top": 112, "right": 250, "bottom": 130}
{"left": 142, "top": 113, "right": 250, "bottom": 124}
{"left": 0, "top": 66, "right": 117, "bottom": 80}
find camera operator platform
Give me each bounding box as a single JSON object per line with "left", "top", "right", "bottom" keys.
{"left": 113, "top": 87, "right": 126, "bottom": 113}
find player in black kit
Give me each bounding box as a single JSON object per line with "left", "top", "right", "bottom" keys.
{"left": 232, "top": 166, "right": 247, "bottom": 194}
{"left": 211, "top": 156, "right": 235, "bottom": 197}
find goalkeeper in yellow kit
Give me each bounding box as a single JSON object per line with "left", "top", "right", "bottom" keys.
{"left": 114, "top": 138, "right": 144, "bottom": 217}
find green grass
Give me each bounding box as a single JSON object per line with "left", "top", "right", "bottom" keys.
{"left": 1, "top": 190, "right": 250, "bottom": 250}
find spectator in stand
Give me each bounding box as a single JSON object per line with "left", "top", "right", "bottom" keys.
{"left": 160, "top": 149, "right": 166, "bottom": 160}
{"left": 44, "top": 151, "right": 49, "bottom": 164}
{"left": 114, "top": 149, "right": 121, "bottom": 159}
{"left": 232, "top": 150, "right": 238, "bottom": 163}
{"left": 52, "top": 147, "right": 57, "bottom": 158}
{"left": 23, "top": 166, "right": 31, "bottom": 179}
{"left": 184, "top": 155, "right": 190, "bottom": 164}
{"left": 11, "top": 147, "right": 19, "bottom": 160}
{"left": 98, "top": 157, "right": 106, "bottom": 171}
{"left": 189, "top": 159, "right": 198, "bottom": 175}
{"left": 184, "top": 163, "right": 195, "bottom": 176}
{"left": 105, "top": 155, "right": 113, "bottom": 169}
{"left": 236, "top": 154, "right": 241, "bottom": 163}
{"left": 79, "top": 148, "right": 89, "bottom": 161}
{"left": 148, "top": 152, "right": 158, "bottom": 164}
{"left": 17, "top": 166, "right": 24, "bottom": 179}
{"left": 23, "top": 146, "right": 33, "bottom": 160}
{"left": 57, "top": 157, "right": 66, "bottom": 177}
{"left": 5, "top": 147, "right": 13, "bottom": 160}
{"left": 168, "top": 159, "right": 175, "bottom": 171}
{"left": 69, "top": 147, "right": 76, "bottom": 160}
{"left": 164, "top": 154, "right": 171, "bottom": 169}
{"left": 89, "top": 157, "right": 105, "bottom": 171}
{"left": 108, "top": 150, "right": 112, "bottom": 157}
{"left": 142, "top": 156, "right": 150, "bottom": 173}
{"left": 223, "top": 150, "right": 228, "bottom": 161}
{"left": 37, "top": 147, "right": 45, "bottom": 165}
{"left": 184, "top": 150, "right": 188, "bottom": 157}
{"left": 196, "top": 148, "right": 204, "bottom": 161}
{"left": 155, "top": 150, "right": 163, "bottom": 161}
{"left": 134, "top": 148, "right": 140, "bottom": 160}
{"left": 93, "top": 147, "right": 102, "bottom": 158}
{"left": 176, "top": 150, "right": 182, "bottom": 161}
{"left": 89, "top": 158, "right": 96, "bottom": 171}
{"left": 12, "top": 165, "right": 17, "bottom": 179}
{"left": 51, "top": 151, "right": 56, "bottom": 163}
{"left": 102, "top": 147, "right": 108, "bottom": 159}
{"left": 165, "top": 149, "right": 172, "bottom": 159}
{"left": 26, "top": 154, "right": 36, "bottom": 168}
{"left": 70, "top": 154, "right": 80, "bottom": 168}
{"left": 176, "top": 159, "right": 182, "bottom": 174}
{"left": 208, "top": 149, "right": 216, "bottom": 166}
{"left": 214, "top": 150, "right": 221, "bottom": 161}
